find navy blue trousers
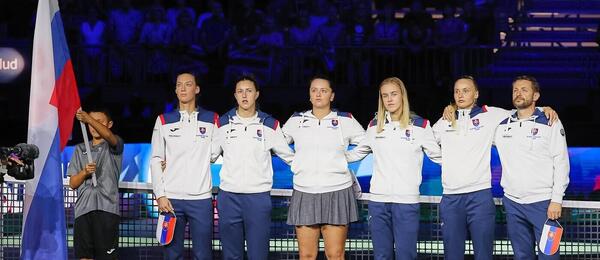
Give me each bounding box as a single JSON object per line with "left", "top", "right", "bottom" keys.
{"left": 368, "top": 201, "right": 420, "bottom": 260}
{"left": 217, "top": 190, "right": 272, "bottom": 260}
{"left": 503, "top": 196, "right": 560, "bottom": 259}
{"left": 440, "top": 189, "right": 495, "bottom": 260}
{"left": 165, "top": 198, "right": 213, "bottom": 260}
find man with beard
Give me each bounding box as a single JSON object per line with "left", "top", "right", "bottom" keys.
{"left": 494, "top": 75, "right": 569, "bottom": 259}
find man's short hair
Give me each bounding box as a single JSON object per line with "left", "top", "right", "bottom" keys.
{"left": 513, "top": 75, "right": 540, "bottom": 93}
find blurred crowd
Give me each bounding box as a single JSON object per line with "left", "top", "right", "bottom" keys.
{"left": 1, "top": 0, "right": 497, "bottom": 86}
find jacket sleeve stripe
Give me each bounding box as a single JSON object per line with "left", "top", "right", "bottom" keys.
{"left": 214, "top": 113, "right": 220, "bottom": 127}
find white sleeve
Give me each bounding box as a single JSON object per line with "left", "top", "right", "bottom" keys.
{"left": 485, "top": 105, "right": 511, "bottom": 124}
{"left": 432, "top": 117, "right": 445, "bottom": 145}
{"left": 150, "top": 117, "right": 167, "bottom": 199}
{"left": 270, "top": 122, "right": 295, "bottom": 165}
{"left": 485, "top": 106, "right": 512, "bottom": 145}
{"left": 345, "top": 116, "right": 366, "bottom": 145}
{"left": 536, "top": 106, "right": 559, "bottom": 125}
{"left": 346, "top": 127, "right": 372, "bottom": 162}
{"left": 282, "top": 116, "right": 297, "bottom": 144}
{"left": 549, "top": 120, "right": 570, "bottom": 204}
{"left": 211, "top": 125, "right": 224, "bottom": 163}
{"left": 421, "top": 121, "right": 442, "bottom": 164}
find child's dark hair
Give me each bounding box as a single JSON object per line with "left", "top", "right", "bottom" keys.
{"left": 88, "top": 108, "right": 113, "bottom": 122}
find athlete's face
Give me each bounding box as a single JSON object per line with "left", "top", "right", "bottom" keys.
{"left": 309, "top": 79, "right": 334, "bottom": 110}
{"left": 380, "top": 83, "right": 403, "bottom": 114}
{"left": 88, "top": 112, "right": 112, "bottom": 139}
{"left": 175, "top": 73, "right": 199, "bottom": 104}
{"left": 454, "top": 79, "right": 479, "bottom": 109}
{"left": 512, "top": 79, "right": 539, "bottom": 109}
{"left": 234, "top": 80, "right": 259, "bottom": 111}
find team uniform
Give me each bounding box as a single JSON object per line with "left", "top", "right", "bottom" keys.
{"left": 432, "top": 105, "right": 509, "bottom": 260}
{"left": 212, "top": 109, "right": 294, "bottom": 259}
{"left": 346, "top": 113, "right": 442, "bottom": 259}
{"left": 151, "top": 108, "right": 219, "bottom": 260}
{"left": 282, "top": 110, "right": 365, "bottom": 225}
{"left": 68, "top": 136, "right": 124, "bottom": 260}
{"left": 495, "top": 109, "right": 569, "bottom": 259}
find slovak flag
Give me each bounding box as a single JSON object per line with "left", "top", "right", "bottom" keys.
{"left": 539, "top": 219, "right": 563, "bottom": 255}
{"left": 22, "top": 0, "right": 81, "bottom": 259}
{"left": 156, "top": 212, "right": 177, "bottom": 245}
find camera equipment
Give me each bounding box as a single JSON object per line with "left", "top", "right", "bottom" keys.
{"left": 0, "top": 143, "right": 39, "bottom": 161}
{"left": 0, "top": 143, "right": 39, "bottom": 183}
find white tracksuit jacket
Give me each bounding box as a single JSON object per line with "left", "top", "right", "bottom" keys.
{"left": 150, "top": 108, "right": 219, "bottom": 200}
{"left": 494, "top": 109, "right": 570, "bottom": 204}
{"left": 346, "top": 113, "right": 442, "bottom": 203}
{"left": 212, "top": 109, "right": 295, "bottom": 193}
{"left": 432, "top": 105, "right": 509, "bottom": 194}
{"left": 282, "top": 110, "right": 365, "bottom": 193}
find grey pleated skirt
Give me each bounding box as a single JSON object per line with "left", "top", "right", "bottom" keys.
{"left": 287, "top": 186, "right": 359, "bottom": 226}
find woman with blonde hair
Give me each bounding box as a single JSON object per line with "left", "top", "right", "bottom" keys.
{"left": 346, "top": 77, "right": 442, "bottom": 259}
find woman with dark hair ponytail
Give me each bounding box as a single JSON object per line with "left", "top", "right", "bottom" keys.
{"left": 212, "top": 74, "right": 294, "bottom": 260}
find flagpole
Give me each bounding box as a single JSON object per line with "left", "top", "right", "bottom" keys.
{"left": 78, "top": 114, "right": 97, "bottom": 186}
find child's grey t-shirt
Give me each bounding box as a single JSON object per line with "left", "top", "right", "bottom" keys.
{"left": 67, "top": 136, "right": 124, "bottom": 219}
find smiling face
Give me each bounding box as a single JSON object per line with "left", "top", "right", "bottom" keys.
{"left": 380, "top": 83, "right": 403, "bottom": 114}
{"left": 453, "top": 78, "right": 479, "bottom": 109}
{"left": 512, "top": 79, "right": 539, "bottom": 109}
{"left": 309, "top": 78, "right": 334, "bottom": 110}
{"left": 234, "top": 79, "right": 259, "bottom": 111}
{"left": 175, "top": 73, "right": 199, "bottom": 104}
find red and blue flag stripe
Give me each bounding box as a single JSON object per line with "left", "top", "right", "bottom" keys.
{"left": 22, "top": 0, "right": 81, "bottom": 259}
{"left": 539, "top": 223, "right": 563, "bottom": 255}
{"left": 156, "top": 212, "right": 177, "bottom": 245}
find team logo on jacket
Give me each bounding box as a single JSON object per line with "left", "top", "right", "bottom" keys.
{"left": 469, "top": 118, "right": 483, "bottom": 131}
{"left": 531, "top": 128, "right": 538, "bottom": 136}
{"left": 257, "top": 129, "right": 262, "bottom": 137}
{"left": 527, "top": 127, "right": 541, "bottom": 140}
{"left": 331, "top": 119, "right": 339, "bottom": 126}
{"left": 196, "top": 126, "right": 209, "bottom": 138}
{"left": 401, "top": 129, "right": 412, "bottom": 141}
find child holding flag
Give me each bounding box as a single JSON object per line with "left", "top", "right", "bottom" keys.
{"left": 68, "top": 109, "right": 124, "bottom": 260}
